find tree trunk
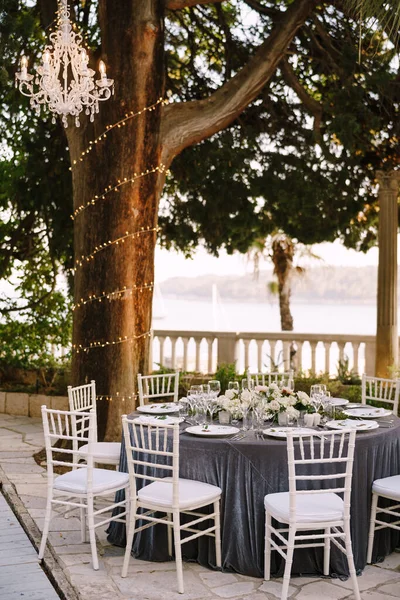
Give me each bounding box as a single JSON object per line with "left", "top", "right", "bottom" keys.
{"left": 60, "top": 0, "right": 318, "bottom": 441}
{"left": 271, "top": 236, "right": 294, "bottom": 332}
{"left": 66, "top": 0, "right": 165, "bottom": 441}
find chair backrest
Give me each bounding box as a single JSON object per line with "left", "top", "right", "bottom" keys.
{"left": 137, "top": 372, "right": 180, "bottom": 406}
{"left": 122, "top": 416, "right": 180, "bottom": 506}
{"left": 361, "top": 374, "right": 400, "bottom": 414}
{"left": 68, "top": 380, "right": 98, "bottom": 443}
{"left": 248, "top": 370, "right": 294, "bottom": 387}
{"left": 286, "top": 429, "right": 356, "bottom": 523}
{"left": 41, "top": 405, "right": 95, "bottom": 484}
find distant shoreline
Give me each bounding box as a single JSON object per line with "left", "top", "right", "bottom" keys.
{"left": 162, "top": 293, "right": 377, "bottom": 306}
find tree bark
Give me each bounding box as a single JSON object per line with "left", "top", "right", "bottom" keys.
{"left": 64, "top": 0, "right": 317, "bottom": 440}
{"left": 271, "top": 236, "right": 294, "bottom": 332}
{"left": 67, "top": 0, "right": 165, "bottom": 441}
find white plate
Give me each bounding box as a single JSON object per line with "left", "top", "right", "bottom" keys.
{"left": 136, "top": 403, "right": 180, "bottom": 415}
{"left": 134, "top": 415, "right": 184, "bottom": 425}
{"left": 262, "top": 427, "right": 316, "bottom": 439}
{"left": 343, "top": 407, "right": 392, "bottom": 419}
{"left": 185, "top": 425, "right": 240, "bottom": 437}
{"left": 329, "top": 398, "right": 349, "bottom": 407}
{"left": 326, "top": 419, "right": 379, "bottom": 431}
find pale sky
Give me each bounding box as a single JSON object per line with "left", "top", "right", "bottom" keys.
{"left": 154, "top": 239, "right": 381, "bottom": 282}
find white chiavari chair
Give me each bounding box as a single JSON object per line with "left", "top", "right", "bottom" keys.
{"left": 361, "top": 373, "right": 400, "bottom": 414}
{"left": 121, "top": 416, "right": 221, "bottom": 593}
{"left": 264, "top": 429, "right": 360, "bottom": 600}
{"left": 38, "top": 406, "right": 129, "bottom": 570}
{"left": 137, "top": 371, "right": 180, "bottom": 406}
{"left": 68, "top": 381, "right": 121, "bottom": 467}
{"left": 367, "top": 473, "right": 400, "bottom": 564}
{"left": 248, "top": 370, "right": 294, "bottom": 388}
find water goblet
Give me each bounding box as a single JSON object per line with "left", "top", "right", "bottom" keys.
{"left": 228, "top": 381, "right": 240, "bottom": 392}
{"left": 208, "top": 380, "right": 221, "bottom": 398}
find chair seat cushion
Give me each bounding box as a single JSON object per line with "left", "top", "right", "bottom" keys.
{"left": 78, "top": 442, "right": 121, "bottom": 464}
{"left": 264, "top": 491, "right": 344, "bottom": 524}
{"left": 54, "top": 467, "right": 129, "bottom": 495}
{"left": 373, "top": 474, "right": 400, "bottom": 500}
{"left": 138, "top": 477, "right": 221, "bottom": 509}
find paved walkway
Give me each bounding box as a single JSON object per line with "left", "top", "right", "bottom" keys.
{"left": 1, "top": 413, "right": 400, "bottom": 600}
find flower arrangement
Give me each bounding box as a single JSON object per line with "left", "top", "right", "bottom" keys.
{"left": 254, "top": 384, "right": 312, "bottom": 421}
{"left": 218, "top": 388, "right": 246, "bottom": 419}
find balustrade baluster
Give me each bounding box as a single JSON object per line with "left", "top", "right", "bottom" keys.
{"left": 323, "top": 342, "right": 331, "bottom": 374}
{"left": 207, "top": 338, "right": 213, "bottom": 374}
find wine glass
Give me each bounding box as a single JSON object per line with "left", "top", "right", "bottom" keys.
{"left": 208, "top": 380, "right": 221, "bottom": 398}
{"left": 228, "top": 381, "right": 240, "bottom": 392}
{"left": 241, "top": 378, "right": 254, "bottom": 391}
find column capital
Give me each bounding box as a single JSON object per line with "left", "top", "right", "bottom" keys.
{"left": 376, "top": 170, "right": 400, "bottom": 192}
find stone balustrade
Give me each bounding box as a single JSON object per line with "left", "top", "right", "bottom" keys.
{"left": 152, "top": 329, "right": 377, "bottom": 376}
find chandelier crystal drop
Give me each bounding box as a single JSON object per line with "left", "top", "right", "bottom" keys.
{"left": 15, "top": 0, "right": 114, "bottom": 128}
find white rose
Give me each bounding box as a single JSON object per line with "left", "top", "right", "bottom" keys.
{"left": 287, "top": 396, "right": 297, "bottom": 406}
{"left": 255, "top": 385, "right": 269, "bottom": 393}
{"left": 241, "top": 389, "right": 252, "bottom": 402}
{"left": 297, "top": 391, "right": 310, "bottom": 406}
{"left": 286, "top": 406, "right": 299, "bottom": 418}
{"left": 269, "top": 400, "right": 280, "bottom": 411}
{"left": 225, "top": 389, "right": 236, "bottom": 400}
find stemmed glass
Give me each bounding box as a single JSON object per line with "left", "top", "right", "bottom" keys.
{"left": 208, "top": 380, "right": 221, "bottom": 398}
{"left": 228, "top": 381, "right": 240, "bottom": 392}
{"left": 186, "top": 385, "right": 201, "bottom": 421}
{"left": 310, "top": 385, "right": 324, "bottom": 412}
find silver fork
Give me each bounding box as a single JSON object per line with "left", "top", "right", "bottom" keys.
{"left": 230, "top": 432, "right": 246, "bottom": 441}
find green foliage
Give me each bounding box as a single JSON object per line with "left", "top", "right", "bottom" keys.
{"left": 337, "top": 356, "right": 361, "bottom": 385}
{"left": 214, "top": 362, "right": 239, "bottom": 394}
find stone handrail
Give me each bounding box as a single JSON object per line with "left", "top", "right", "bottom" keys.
{"left": 152, "top": 329, "right": 377, "bottom": 376}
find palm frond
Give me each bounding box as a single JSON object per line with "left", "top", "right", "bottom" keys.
{"left": 344, "top": 0, "right": 400, "bottom": 45}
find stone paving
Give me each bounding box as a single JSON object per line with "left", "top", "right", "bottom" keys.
{"left": 1, "top": 412, "right": 400, "bottom": 600}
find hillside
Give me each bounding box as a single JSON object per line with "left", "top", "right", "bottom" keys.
{"left": 159, "top": 266, "right": 379, "bottom": 304}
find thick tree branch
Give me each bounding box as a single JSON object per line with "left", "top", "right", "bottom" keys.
{"left": 244, "top": 0, "right": 276, "bottom": 17}
{"left": 166, "top": 0, "right": 224, "bottom": 10}
{"left": 280, "top": 57, "right": 322, "bottom": 141}
{"left": 161, "top": 0, "right": 319, "bottom": 165}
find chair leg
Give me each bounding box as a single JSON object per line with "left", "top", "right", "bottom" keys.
{"left": 367, "top": 493, "right": 379, "bottom": 564}
{"left": 167, "top": 513, "right": 173, "bottom": 557}
{"left": 323, "top": 527, "right": 330, "bottom": 576}
{"left": 173, "top": 510, "right": 184, "bottom": 594}
{"left": 264, "top": 511, "right": 272, "bottom": 581}
{"left": 281, "top": 527, "right": 296, "bottom": 600}
{"left": 122, "top": 499, "right": 137, "bottom": 578}
{"left": 38, "top": 494, "right": 53, "bottom": 560}
{"left": 214, "top": 500, "right": 222, "bottom": 568}
{"left": 80, "top": 505, "right": 87, "bottom": 543}
{"left": 343, "top": 521, "right": 361, "bottom": 600}
{"left": 86, "top": 495, "right": 99, "bottom": 570}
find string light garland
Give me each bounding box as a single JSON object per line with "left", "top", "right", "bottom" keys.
{"left": 72, "top": 226, "right": 160, "bottom": 272}
{"left": 71, "top": 164, "right": 167, "bottom": 219}
{"left": 69, "top": 97, "right": 169, "bottom": 169}
{"left": 72, "top": 282, "right": 154, "bottom": 311}
{"left": 96, "top": 393, "right": 138, "bottom": 403}
{"left": 73, "top": 329, "right": 152, "bottom": 354}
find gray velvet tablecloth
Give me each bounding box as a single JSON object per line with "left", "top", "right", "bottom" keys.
{"left": 107, "top": 417, "right": 400, "bottom": 578}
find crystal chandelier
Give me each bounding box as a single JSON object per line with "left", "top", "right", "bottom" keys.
{"left": 15, "top": 0, "right": 114, "bottom": 128}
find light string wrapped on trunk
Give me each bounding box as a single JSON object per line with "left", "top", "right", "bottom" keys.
{"left": 69, "top": 100, "right": 168, "bottom": 374}
{"left": 73, "top": 329, "right": 152, "bottom": 354}
{"left": 72, "top": 282, "right": 154, "bottom": 310}
{"left": 72, "top": 226, "right": 160, "bottom": 272}
{"left": 71, "top": 164, "right": 167, "bottom": 219}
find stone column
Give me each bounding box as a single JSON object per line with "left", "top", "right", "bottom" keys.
{"left": 375, "top": 171, "right": 400, "bottom": 377}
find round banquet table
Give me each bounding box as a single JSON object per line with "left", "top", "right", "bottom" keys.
{"left": 107, "top": 416, "right": 400, "bottom": 578}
